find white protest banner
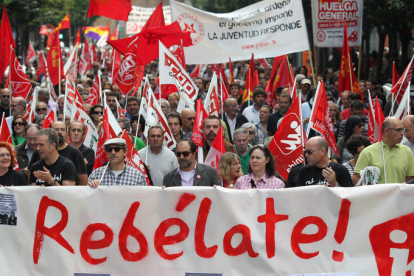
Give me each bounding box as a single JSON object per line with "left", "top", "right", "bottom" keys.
{"left": 126, "top": 5, "right": 171, "bottom": 35}
{"left": 1, "top": 185, "right": 414, "bottom": 275}
{"left": 311, "top": 0, "right": 364, "bottom": 47}
{"left": 171, "top": 0, "right": 309, "bottom": 64}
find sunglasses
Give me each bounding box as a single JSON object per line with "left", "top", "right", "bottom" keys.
{"left": 105, "top": 146, "right": 123, "bottom": 153}
{"left": 358, "top": 123, "right": 364, "bottom": 128}
{"left": 247, "top": 131, "right": 255, "bottom": 135}
{"left": 13, "top": 122, "right": 25, "bottom": 126}
{"left": 304, "top": 149, "right": 317, "bottom": 155}
{"left": 2, "top": 95, "right": 10, "bottom": 98}
{"left": 93, "top": 111, "right": 103, "bottom": 115}
{"left": 176, "top": 151, "right": 191, "bottom": 157}
{"left": 36, "top": 108, "right": 47, "bottom": 112}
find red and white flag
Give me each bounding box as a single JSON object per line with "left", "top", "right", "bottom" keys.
{"left": 308, "top": 81, "right": 339, "bottom": 156}
{"left": 26, "top": 42, "right": 36, "bottom": 67}
{"left": 391, "top": 55, "right": 414, "bottom": 106}
{"left": 111, "top": 49, "right": 121, "bottom": 83}
{"left": 79, "top": 38, "right": 92, "bottom": 76}
{"left": 26, "top": 87, "right": 39, "bottom": 123}
{"left": 114, "top": 37, "right": 138, "bottom": 95}
{"left": 87, "top": 71, "right": 101, "bottom": 106}
{"left": 191, "top": 99, "right": 208, "bottom": 148}
{"left": 393, "top": 81, "right": 411, "bottom": 120}
{"left": 204, "top": 126, "right": 226, "bottom": 173}
{"left": 159, "top": 41, "right": 197, "bottom": 105}
{"left": 367, "top": 93, "right": 385, "bottom": 143}
{"left": 9, "top": 49, "right": 31, "bottom": 100}
{"left": 115, "top": 97, "right": 126, "bottom": 118}
{"left": 173, "top": 40, "right": 186, "bottom": 71}
{"left": 64, "top": 43, "right": 78, "bottom": 82}
{"left": 203, "top": 73, "right": 219, "bottom": 117}
{"left": 36, "top": 52, "right": 46, "bottom": 77}
{"left": 268, "top": 94, "right": 306, "bottom": 180}
{"left": 94, "top": 108, "right": 111, "bottom": 169}
{"left": 42, "top": 108, "right": 57, "bottom": 129}
{"left": 120, "top": 130, "right": 151, "bottom": 186}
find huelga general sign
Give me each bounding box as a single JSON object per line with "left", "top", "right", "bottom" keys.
{"left": 0, "top": 185, "right": 412, "bottom": 275}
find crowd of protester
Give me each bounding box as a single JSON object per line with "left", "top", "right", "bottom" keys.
{"left": 0, "top": 55, "right": 413, "bottom": 189}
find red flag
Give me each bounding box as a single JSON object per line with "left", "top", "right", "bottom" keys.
{"left": 87, "top": 0, "right": 132, "bottom": 21}
{"left": 91, "top": 44, "right": 99, "bottom": 63}
{"left": 94, "top": 108, "right": 117, "bottom": 169}
{"left": 368, "top": 93, "right": 384, "bottom": 143}
{"left": 242, "top": 68, "right": 253, "bottom": 103}
{"left": 308, "top": 81, "right": 339, "bottom": 155}
{"left": 204, "top": 126, "right": 226, "bottom": 172}
{"left": 219, "top": 65, "right": 229, "bottom": 91}
{"left": 79, "top": 38, "right": 92, "bottom": 76}
{"left": 0, "top": 7, "right": 16, "bottom": 79}
{"left": 73, "top": 29, "right": 81, "bottom": 47}
{"left": 229, "top": 58, "right": 234, "bottom": 82}
{"left": 0, "top": 113, "right": 12, "bottom": 145}
{"left": 55, "top": 14, "right": 70, "bottom": 31}
{"left": 107, "top": 22, "right": 191, "bottom": 65}
{"left": 268, "top": 94, "right": 306, "bottom": 180}
{"left": 267, "top": 57, "right": 293, "bottom": 105}
{"left": 42, "top": 109, "right": 57, "bottom": 129}
{"left": 36, "top": 52, "right": 46, "bottom": 77}
{"left": 392, "top": 62, "right": 400, "bottom": 87}
{"left": 9, "top": 50, "right": 31, "bottom": 100}
{"left": 265, "top": 55, "right": 284, "bottom": 104}
{"left": 46, "top": 30, "right": 64, "bottom": 85}
{"left": 258, "top": 58, "right": 269, "bottom": 68}
{"left": 88, "top": 73, "right": 101, "bottom": 106}
{"left": 120, "top": 130, "right": 151, "bottom": 186}
{"left": 391, "top": 55, "right": 414, "bottom": 104}
{"left": 248, "top": 53, "right": 258, "bottom": 88}
{"left": 39, "top": 25, "right": 49, "bottom": 36}
{"left": 191, "top": 99, "right": 208, "bottom": 148}
{"left": 26, "top": 42, "right": 36, "bottom": 67}
{"left": 109, "top": 24, "right": 119, "bottom": 41}
{"left": 111, "top": 49, "right": 121, "bottom": 83}
{"left": 338, "top": 23, "right": 363, "bottom": 101}
{"left": 374, "top": 96, "right": 385, "bottom": 138}
{"left": 173, "top": 40, "right": 186, "bottom": 71}
{"left": 190, "top": 64, "right": 202, "bottom": 78}
{"left": 114, "top": 37, "right": 138, "bottom": 95}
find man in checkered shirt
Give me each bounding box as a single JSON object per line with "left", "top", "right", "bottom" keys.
{"left": 88, "top": 138, "right": 146, "bottom": 188}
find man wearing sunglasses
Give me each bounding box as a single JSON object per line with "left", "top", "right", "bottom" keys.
{"left": 296, "top": 137, "right": 353, "bottom": 187}
{"left": 353, "top": 117, "right": 414, "bottom": 185}
{"left": 163, "top": 139, "right": 220, "bottom": 187}
{"left": 88, "top": 138, "right": 146, "bottom": 188}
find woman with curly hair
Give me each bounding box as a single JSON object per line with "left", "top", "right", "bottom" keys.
{"left": 0, "top": 142, "right": 27, "bottom": 186}
{"left": 219, "top": 152, "right": 242, "bottom": 189}
{"left": 235, "top": 145, "right": 284, "bottom": 189}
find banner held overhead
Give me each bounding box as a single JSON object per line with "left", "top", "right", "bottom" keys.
{"left": 170, "top": 0, "right": 310, "bottom": 64}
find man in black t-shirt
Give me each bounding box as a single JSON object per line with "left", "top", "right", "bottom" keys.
{"left": 29, "top": 122, "right": 88, "bottom": 185}
{"left": 296, "top": 137, "right": 353, "bottom": 187}
{"left": 30, "top": 129, "right": 77, "bottom": 186}
{"left": 68, "top": 121, "right": 95, "bottom": 175}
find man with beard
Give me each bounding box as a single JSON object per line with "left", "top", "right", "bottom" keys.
{"left": 163, "top": 139, "right": 221, "bottom": 187}
{"left": 138, "top": 125, "right": 178, "bottom": 186}
{"left": 88, "top": 138, "right": 146, "bottom": 187}
{"left": 68, "top": 121, "right": 95, "bottom": 175}
{"left": 202, "top": 115, "right": 236, "bottom": 161}
{"left": 30, "top": 128, "right": 77, "bottom": 186}
{"left": 29, "top": 121, "right": 88, "bottom": 185}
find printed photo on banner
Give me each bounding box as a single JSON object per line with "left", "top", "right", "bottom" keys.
{"left": 171, "top": 0, "right": 309, "bottom": 64}
{"left": 0, "top": 193, "right": 17, "bottom": 226}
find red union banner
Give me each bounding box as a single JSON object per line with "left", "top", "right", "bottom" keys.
{"left": 1, "top": 185, "right": 414, "bottom": 275}
{"left": 311, "top": 0, "right": 364, "bottom": 47}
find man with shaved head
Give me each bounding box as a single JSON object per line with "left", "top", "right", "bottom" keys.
{"left": 353, "top": 117, "right": 414, "bottom": 184}
{"left": 295, "top": 137, "right": 353, "bottom": 187}
{"left": 180, "top": 108, "right": 196, "bottom": 139}
{"left": 11, "top": 97, "right": 26, "bottom": 117}
{"left": 402, "top": 115, "right": 414, "bottom": 155}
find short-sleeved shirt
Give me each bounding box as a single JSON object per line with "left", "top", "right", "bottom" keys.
{"left": 237, "top": 146, "right": 250, "bottom": 175}
{"left": 235, "top": 173, "right": 285, "bottom": 189}
{"left": 88, "top": 163, "right": 146, "bottom": 186}
{"left": 242, "top": 105, "right": 261, "bottom": 124}
{"left": 354, "top": 141, "right": 414, "bottom": 184}
{"left": 0, "top": 170, "right": 27, "bottom": 186}
{"left": 296, "top": 162, "right": 353, "bottom": 187}
{"left": 30, "top": 156, "right": 77, "bottom": 186}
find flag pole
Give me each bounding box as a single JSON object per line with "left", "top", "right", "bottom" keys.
{"left": 58, "top": 56, "right": 61, "bottom": 96}
{"left": 307, "top": 50, "right": 316, "bottom": 86}
{"left": 357, "top": 45, "right": 362, "bottom": 81}
{"left": 313, "top": 45, "right": 318, "bottom": 80}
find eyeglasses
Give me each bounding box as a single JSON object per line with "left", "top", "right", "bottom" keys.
{"left": 36, "top": 108, "right": 47, "bottom": 112}
{"left": 2, "top": 95, "right": 10, "bottom": 98}
{"left": 388, "top": 128, "right": 404, "bottom": 132}
{"left": 176, "top": 151, "right": 191, "bottom": 157}
{"left": 0, "top": 153, "right": 11, "bottom": 159}
{"left": 13, "top": 122, "right": 25, "bottom": 126}
{"left": 304, "top": 149, "right": 318, "bottom": 155}
{"left": 26, "top": 137, "right": 37, "bottom": 142}
{"left": 358, "top": 123, "right": 364, "bottom": 128}
{"left": 105, "top": 146, "right": 123, "bottom": 153}
{"left": 93, "top": 111, "right": 103, "bottom": 115}
{"left": 247, "top": 131, "right": 255, "bottom": 135}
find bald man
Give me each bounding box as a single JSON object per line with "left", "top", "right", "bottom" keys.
{"left": 353, "top": 117, "right": 414, "bottom": 184}
{"left": 180, "top": 108, "right": 196, "bottom": 139}
{"left": 295, "top": 137, "right": 353, "bottom": 187}
{"left": 402, "top": 115, "right": 414, "bottom": 155}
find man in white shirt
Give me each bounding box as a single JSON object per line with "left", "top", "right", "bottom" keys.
{"left": 242, "top": 87, "right": 267, "bottom": 124}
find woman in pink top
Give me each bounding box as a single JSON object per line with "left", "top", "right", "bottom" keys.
{"left": 235, "top": 145, "right": 284, "bottom": 190}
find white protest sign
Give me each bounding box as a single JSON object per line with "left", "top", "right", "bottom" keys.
{"left": 1, "top": 185, "right": 414, "bottom": 275}
{"left": 311, "top": 0, "right": 364, "bottom": 47}
{"left": 171, "top": 0, "right": 309, "bottom": 64}
{"left": 126, "top": 5, "right": 171, "bottom": 35}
